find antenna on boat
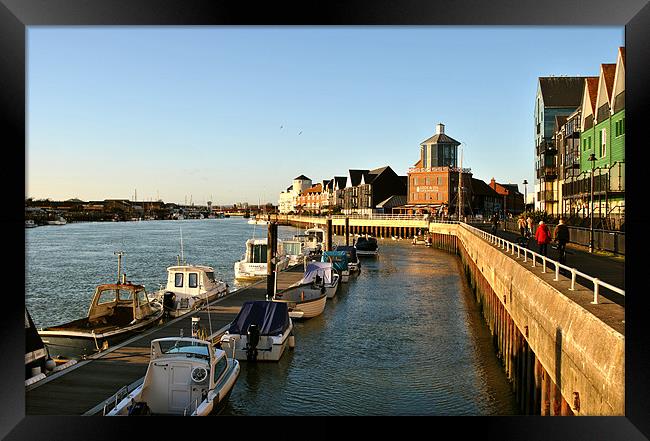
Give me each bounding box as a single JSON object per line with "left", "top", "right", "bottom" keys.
{"left": 180, "top": 227, "right": 185, "bottom": 265}
{"left": 114, "top": 251, "right": 125, "bottom": 285}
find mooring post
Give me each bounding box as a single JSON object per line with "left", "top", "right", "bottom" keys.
{"left": 345, "top": 216, "right": 350, "bottom": 246}
{"left": 266, "top": 221, "right": 278, "bottom": 299}
{"left": 326, "top": 217, "right": 333, "bottom": 252}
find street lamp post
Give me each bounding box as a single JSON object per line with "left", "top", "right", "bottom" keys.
{"left": 523, "top": 179, "right": 528, "bottom": 213}
{"left": 588, "top": 153, "right": 596, "bottom": 253}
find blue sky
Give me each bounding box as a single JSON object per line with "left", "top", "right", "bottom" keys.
{"left": 27, "top": 27, "right": 623, "bottom": 205}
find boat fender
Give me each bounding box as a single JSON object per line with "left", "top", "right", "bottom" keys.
{"left": 300, "top": 292, "right": 304, "bottom": 301}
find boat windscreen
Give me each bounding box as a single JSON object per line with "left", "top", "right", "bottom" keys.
{"left": 159, "top": 341, "right": 210, "bottom": 358}
{"left": 284, "top": 242, "right": 302, "bottom": 256}
{"left": 227, "top": 301, "right": 290, "bottom": 336}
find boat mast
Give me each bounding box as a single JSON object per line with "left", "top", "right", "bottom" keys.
{"left": 179, "top": 227, "right": 184, "bottom": 265}
{"left": 114, "top": 251, "right": 124, "bottom": 285}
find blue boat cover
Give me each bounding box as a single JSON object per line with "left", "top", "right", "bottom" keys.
{"left": 334, "top": 245, "right": 358, "bottom": 261}
{"left": 321, "top": 251, "right": 348, "bottom": 272}
{"left": 227, "top": 301, "right": 290, "bottom": 336}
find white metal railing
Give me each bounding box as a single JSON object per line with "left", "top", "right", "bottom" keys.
{"left": 461, "top": 223, "right": 625, "bottom": 304}
{"left": 284, "top": 214, "right": 459, "bottom": 223}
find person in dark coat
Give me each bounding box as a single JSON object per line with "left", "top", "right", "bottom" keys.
{"left": 491, "top": 213, "right": 499, "bottom": 235}
{"left": 553, "top": 218, "right": 570, "bottom": 264}
{"left": 535, "top": 220, "right": 551, "bottom": 256}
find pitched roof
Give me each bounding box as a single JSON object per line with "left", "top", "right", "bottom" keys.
{"left": 619, "top": 46, "right": 625, "bottom": 67}
{"left": 585, "top": 77, "right": 600, "bottom": 111}
{"left": 376, "top": 195, "right": 407, "bottom": 209}
{"left": 294, "top": 175, "right": 311, "bottom": 181}
{"left": 348, "top": 169, "right": 369, "bottom": 187}
{"left": 601, "top": 63, "right": 616, "bottom": 101}
{"left": 333, "top": 176, "right": 347, "bottom": 190}
{"left": 303, "top": 184, "right": 322, "bottom": 194}
{"left": 471, "top": 178, "right": 500, "bottom": 197}
{"left": 421, "top": 133, "right": 460, "bottom": 146}
{"left": 539, "top": 76, "right": 586, "bottom": 107}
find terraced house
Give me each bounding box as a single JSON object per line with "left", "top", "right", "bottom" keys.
{"left": 561, "top": 47, "right": 625, "bottom": 229}
{"left": 534, "top": 76, "right": 587, "bottom": 216}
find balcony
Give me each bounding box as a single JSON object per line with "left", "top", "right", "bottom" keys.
{"left": 537, "top": 166, "right": 558, "bottom": 180}
{"left": 537, "top": 190, "right": 557, "bottom": 202}
{"left": 536, "top": 139, "right": 556, "bottom": 155}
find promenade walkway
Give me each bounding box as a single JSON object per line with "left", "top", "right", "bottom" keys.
{"left": 474, "top": 223, "right": 625, "bottom": 307}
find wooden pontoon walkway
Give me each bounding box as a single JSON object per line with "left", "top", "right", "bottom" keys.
{"left": 26, "top": 266, "right": 304, "bottom": 415}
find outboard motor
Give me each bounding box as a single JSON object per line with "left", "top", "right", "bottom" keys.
{"left": 128, "top": 401, "right": 151, "bottom": 416}
{"left": 246, "top": 324, "right": 261, "bottom": 362}
{"left": 162, "top": 292, "right": 176, "bottom": 318}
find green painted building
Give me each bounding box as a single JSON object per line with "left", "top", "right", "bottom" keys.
{"left": 561, "top": 47, "right": 625, "bottom": 229}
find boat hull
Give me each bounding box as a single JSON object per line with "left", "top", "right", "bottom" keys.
{"left": 273, "top": 293, "right": 327, "bottom": 319}
{"left": 40, "top": 312, "right": 163, "bottom": 359}
{"left": 220, "top": 328, "right": 293, "bottom": 362}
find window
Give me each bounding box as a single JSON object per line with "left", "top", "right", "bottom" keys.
{"left": 213, "top": 356, "right": 228, "bottom": 383}
{"left": 136, "top": 289, "right": 148, "bottom": 306}
{"left": 600, "top": 128, "right": 607, "bottom": 158}
{"left": 118, "top": 289, "right": 133, "bottom": 301}
{"left": 189, "top": 273, "right": 198, "bottom": 288}
{"left": 175, "top": 273, "right": 183, "bottom": 288}
{"left": 97, "top": 289, "right": 116, "bottom": 305}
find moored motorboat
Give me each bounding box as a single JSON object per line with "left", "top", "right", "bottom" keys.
{"left": 234, "top": 238, "right": 289, "bottom": 281}
{"left": 303, "top": 261, "right": 339, "bottom": 298}
{"left": 39, "top": 254, "right": 163, "bottom": 359}
{"left": 272, "top": 264, "right": 330, "bottom": 318}
{"left": 105, "top": 337, "right": 240, "bottom": 416}
{"left": 321, "top": 250, "right": 349, "bottom": 283}
{"left": 219, "top": 301, "right": 295, "bottom": 362}
{"left": 334, "top": 245, "right": 361, "bottom": 274}
{"left": 150, "top": 264, "right": 228, "bottom": 318}
{"left": 47, "top": 216, "right": 67, "bottom": 225}
{"left": 282, "top": 239, "right": 306, "bottom": 267}
{"left": 355, "top": 235, "right": 379, "bottom": 256}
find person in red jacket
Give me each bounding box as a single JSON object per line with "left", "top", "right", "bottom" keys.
{"left": 535, "top": 220, "right": 551, "bottom": 256}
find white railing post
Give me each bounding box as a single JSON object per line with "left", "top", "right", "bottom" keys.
{"left": 591, "top": 279, "right": 600, "bottom": 304}
{"left": 542, "top": 257, "right": 547, "bottom": 273}
{"left": 570, "top": 269, "right": 577, "bottom": 291}
{"left": 554, "top": 264, "right": 560, "bottom": 281}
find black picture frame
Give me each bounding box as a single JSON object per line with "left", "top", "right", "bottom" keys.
{"left": 3, "top": 0, "right": 648, "bottom": 439}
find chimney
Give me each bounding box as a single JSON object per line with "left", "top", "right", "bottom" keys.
{"left": 436, "top": 123, "right": 445, "bottom": 135}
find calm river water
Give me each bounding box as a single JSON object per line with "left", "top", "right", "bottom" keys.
{"left": 25, "top": 218, "right": 518, "bottom": 416}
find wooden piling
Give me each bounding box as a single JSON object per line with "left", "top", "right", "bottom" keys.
{"left": 266, "top": 221, "right": 278, "bottom": 298}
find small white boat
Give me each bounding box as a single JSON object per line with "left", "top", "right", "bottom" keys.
{"left": 247, "top": 218, "right": 269, "bottom": 225}
{"left": 282, "top": 239, "right": 306, "bottom": 267}
{"left": 106, "top": 337, "right": 240, "bottom": 416}
{"left": 272, "top": 264, "right": 332, "bottom": 318}
{"left": 234, "top": 238, "right": 289, "bottom": 281}
{"left": 150, "top": 264, "right": 229, "bottom": 318}
{"left": 47, "top": 216, "right": 67, "bottom": 225}
{"left": 219, "top": 301, "right": 295, "bottom": 362}
{"left": 304, "top": 261, "right": 339, "bottom": 298}
{"left": 25, "top": 220, "right": 37, "bottom": 228}
{"left": 302, "top": 226, "right": 325, "bottom": 255}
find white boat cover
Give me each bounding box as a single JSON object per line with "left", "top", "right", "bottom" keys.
{"left": 300, "top": 262, "right": 334, "bottom": 285}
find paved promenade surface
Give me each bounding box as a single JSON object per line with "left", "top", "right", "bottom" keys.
{"left": 475, "top": 224, "right": 625, "bottom": 307}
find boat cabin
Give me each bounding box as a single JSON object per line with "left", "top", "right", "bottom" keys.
{"left": 86, "top": 283, "right": 157, "bottom": 325}
{"left": 245, "top": 239, "right": 268, "bottom": 263}
{"left": 304, "top": 227, "right": 325, "bottom": 244}
{"left": 165, "top": 265, "right": 217, "bottom": 297}
{"left": 138, "top": 337, "right": 230, "bottom": 415}
{"left": 282, "top": 240, "right": 303, "bottom": 257}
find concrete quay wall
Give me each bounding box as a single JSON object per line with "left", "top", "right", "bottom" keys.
{"left": 429, "top": 223, "right": 624, "bottom": 415}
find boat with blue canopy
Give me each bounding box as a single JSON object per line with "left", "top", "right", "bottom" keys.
{"left": 321, "top": 250, "right": 350, "bottom": 282}
{"left": 219, "top": 301, "right": 295, "bottom": 362}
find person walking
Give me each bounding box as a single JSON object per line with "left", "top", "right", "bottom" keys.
{"left": 535, "top": 220, "right": 551, "bottom": 256}
{"left": 526, "top": 216, "right": 534, "bottom": 238}
{"left": 491, "top": 213, "right": 499, "bottom": 236}
{"left": 553, "top": 218, "right": 570, "bottom": 264}
{"left": 517, "top": 216, "right": 527, "bottom": 237}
